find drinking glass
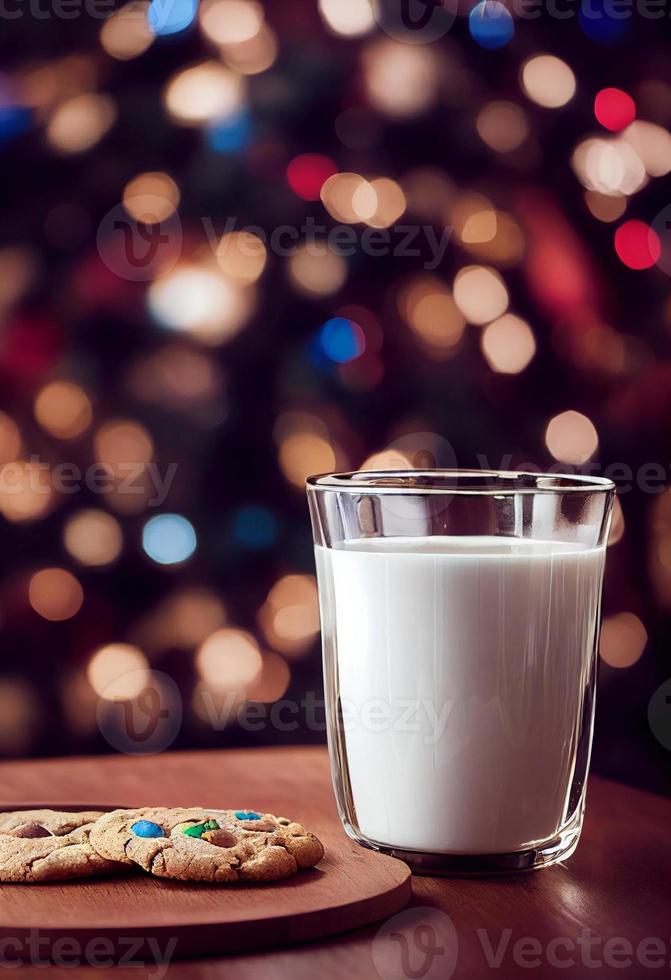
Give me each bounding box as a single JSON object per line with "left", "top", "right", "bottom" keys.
{"left": 307, "top": 470, "right": 615, "bottom": 875}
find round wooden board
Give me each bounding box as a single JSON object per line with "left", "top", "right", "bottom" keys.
{"left": 0, "top": 803, "right": 411, "bottom": 961}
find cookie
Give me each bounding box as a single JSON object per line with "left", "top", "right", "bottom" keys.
{"left": 0, "top": 809, "right": 126, "bottom": 883}
{"left": 89, "top": 806, "right": 324, "bottom": 883}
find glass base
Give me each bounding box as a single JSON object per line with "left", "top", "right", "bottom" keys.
{"left": 341, "top": 808, "right": 584, "bottom": 877}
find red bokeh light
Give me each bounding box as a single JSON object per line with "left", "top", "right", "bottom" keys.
{"left": 286, "top": 154, "right": 338, "bottom": 201}
{"left": 614, "top": 220, "right": 660, "bottom": 270}
{"left": 594, "top": 88, "right": 636, "bottom": 132}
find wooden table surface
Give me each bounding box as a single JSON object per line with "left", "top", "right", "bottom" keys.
{"left": 0, "top": 745, "right": 669, "bottom": 980}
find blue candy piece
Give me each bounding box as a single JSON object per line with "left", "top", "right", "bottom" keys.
{"left": 234, "top": 810, "right": 261, "bottom": 821}
{"left": 130, "top": 820, "right": 165, "bottom": 839}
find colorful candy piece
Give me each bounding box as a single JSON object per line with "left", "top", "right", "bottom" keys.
{"left": 130, "top": 820, "right": 165, "bottom": 839}
{"left": 171, "top": 821, "right": 198, "bottom": 837}
{"left": 11, "top": 822, "right": 53, "bottom": 839}
{"left": 181, "top": 819, "right": 220, "bottom": 838}
{"left": 234, "top": 810, "right": 261, "bottom": 820}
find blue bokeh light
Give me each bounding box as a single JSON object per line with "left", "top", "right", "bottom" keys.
{"left": 147, "top": 0, "right": 197, "bottom": 36}
{"left": 468, "top": 1, "right": 515, "bottom": 49}
{"left": 0, "top": 105, "right": 31, "bottom": 144}
{"left": 233, "top": 506, "right": 278, "bottom": 550}
{"left": 579, "top": 0, "right": 630, "bottom": 41}
{"left": 207, "top": 111, "right": 252, "bottom": 154}
{"left": 143, "top": 514, "right": 197, "bottom": 565}
{"left": 318, "top": 318, "right": 365, "bottom": 364}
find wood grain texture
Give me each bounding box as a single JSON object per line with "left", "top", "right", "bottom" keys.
{"left": 0, "top": 747, "right": 669, "bottom": 979}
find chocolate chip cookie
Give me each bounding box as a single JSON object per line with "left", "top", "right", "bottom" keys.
{"left": 0, "top": 809, "right": 126, "bottom": 883}
{"left": 89, "top": 807, "right": 324, "bottom": 883}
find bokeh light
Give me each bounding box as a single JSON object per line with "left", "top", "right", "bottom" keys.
{"left": 0, "top": 412, "right": 22, "bottom": 464}
{"left": 63, "top": 509, "right": 123, "bottom": 567}
{"left": 148, "top": 0, "right": 197, "bottom": 35}
{"left": 584, "top": 191, "right": 627, "bottom": 223}
{"left": 600, "top": 613, "right": 647, "bottom": 668}
{"left": 279, "top": 432, "right": 336, "bottom": 488}
{"left": 33, "top": 381, "right": 92, "bottom": 439}
{"left": 318, "top": 0, "right": 376, "bottom": 37}
{"left": 362, "top": 39, "right": 438, "bottom": 118}
{"left": 0, "top": 462, "right": 52, "bottom": 523}
{"left": 476, "top": 101, "right": 529, "bottom": 153}
{"left": 47, "top": 94, "right": 117, "bottom": 154}
{"left": 453, "top": 265, "right": 509, "bottom": 325}
{"left": 571, "top": 136, "right": 647, "bottom": 196}
{"left": 321, "top": 172, "right": 375, "bottom": 224}
{"left": 287, "top": 154, "right": 338, "bottom": 201}
{"left": 87, "top": 644, "right": 150, "bottom": 700}
{"left": 127, "top": 344, "right": 224, "bottom": 421}
{"left": 620, "top": 121, "right": 671, "bottom": 177}
{"left": 142, "top": 514, "right": 197, "bottom": 565}
{"left": 521, "top": 55, "right": 576, "bottom": 109}
{"left": 100, "top": 2, "right": 155, "bottom": 60}
{"left": 199, "top": 0, "right": 264, "bottom": 44}
{"left": 94, "top": 419, "right": 153, "bottom": 475}
{"left": 28, "top": 568, "right": 84, "bottom": 622}
{"left": 366, "top": 178, "right": 406, "bottom": 229}
{"left": 148, "top": 264, "right": 253, "bottom": 344}
{"left": 258, "top": 574, "right": 320, "bottom": 658}
{"left": 0, "top": 680, "right": 38, "bottom": 754}
{"left": 545, "top": 410, "right": 599, "bottom": 465}
{"left": 317, "top": 317, "right": 366, "bottom": 363}
{"left": 398, "top": 275, "right": 465, "bottom": 356}
{"left": 0, "top": 246, "right": 37, "bottom": 317}
{"left": 215, "top": 231, "right": 267, "bottom": 283}
{"left": 220, "top": 23, "right": 278, "bottom": 74}
{"left": 164, "top": 62, "right": 244, "bottom": 125}
{"left": 122, "top": 171, "right": 180, "bottom": 223}
{"left": 361, "top": 448, "right": 412, "bottom": 469}
{"left": 469, "top": 1, "right": 514, "bottom": 50}
{"left": 246, "top": 651, "right": 291, "bottom": 703}
{"left": 233, "top": 505, "right": 277, "bottom": 549}
{"left": 481, "top": 314, "right": 536, "bottom": 374}
{"left": 595, "top": 88, "right": 636, "bottom": 132}
{"left": 450, "top": 194, "right": 525, "bottom": 266}
{"left": 196, "top": 628, "right": 262, "bottom": 691}
{"left": 133, "top": 587, "right": 227, "bottom": 651}
{"left": 288, "top": 246, "right": 347, "bottom": 297}
{"left": 580, "top": 0, "right": 629, "bottom": 43}
{"left": 614, "top": 220, "right": 661, "bottom": 270}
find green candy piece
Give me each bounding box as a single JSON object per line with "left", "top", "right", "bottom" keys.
{"left": 181, "top": 819, "right": 220, "bottom": 838}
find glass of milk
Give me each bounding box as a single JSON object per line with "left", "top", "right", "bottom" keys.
{"left": 307, "top": 470, "right": 615, "bottom": 874}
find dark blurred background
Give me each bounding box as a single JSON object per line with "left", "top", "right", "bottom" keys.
{"left": 0, "top": 0, "right": 670, "bottom": 796}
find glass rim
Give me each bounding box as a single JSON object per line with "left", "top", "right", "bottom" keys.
{"left": 306, "top": 469, "right": 616, "bottom": 496}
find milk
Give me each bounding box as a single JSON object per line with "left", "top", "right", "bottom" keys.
{"left": 316, "top": 536, "right": 605, "bottom": 855}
